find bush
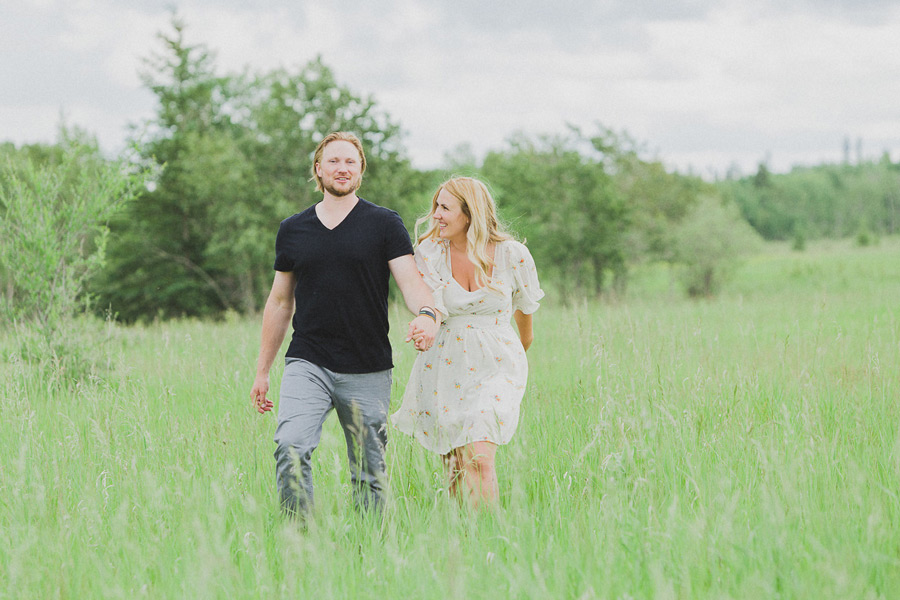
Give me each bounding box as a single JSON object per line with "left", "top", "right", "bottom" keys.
{"left": 669, "top": 195, "right": 763, "bottom": 297}
{"left": 0, "top": 142, "right": 144, "bottom": 379}
{"left": 855, "top": 224, "right": 877, "bottom": 247}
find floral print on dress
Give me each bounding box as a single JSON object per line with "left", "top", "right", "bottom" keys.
{"left": 391, "top": 239, "right": 544, "bottom": 455}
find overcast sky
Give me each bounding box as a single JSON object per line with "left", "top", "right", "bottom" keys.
{"left": 3, "top": 0, "right": 899, "bottom": 177}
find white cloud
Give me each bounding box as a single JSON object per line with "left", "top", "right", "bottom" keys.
{"left": 0, "top": 105, "right": 63, "bottom": 145}
{"left": 17, "top": 0, "right": 58, "bottom": 11}
{"left": 60, "top": 6, "right": 171, "bottom": 88}
{"left": 2, "top": 0, "right": 899, "bottom": 176}
{"left": 592, "top": 4, "right": 900, "bottom": 172}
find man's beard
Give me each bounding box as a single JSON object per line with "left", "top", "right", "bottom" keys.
{"left": 324, "top": 176, "right": 359, "bottom": 197}
{"left": 324, "top": 184, "right": 356, "bottom": 197}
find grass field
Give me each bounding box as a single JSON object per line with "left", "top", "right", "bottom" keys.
{"left": 2, "top": 238, "right": 899, "bottom": 598}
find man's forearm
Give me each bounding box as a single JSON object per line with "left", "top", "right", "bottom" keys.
{"left": 389, "top": 255, "right": 442, "bottom": 331}
{"left": 404, "top": 284, "right": 439, "bottom": 319}
{"left": 256, "top": 300, "right": 293, "bottom": 375}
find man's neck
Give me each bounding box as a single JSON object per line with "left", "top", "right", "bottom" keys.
{"left": 320, "top": 192, "right": 359, "bottom": 209}
{"left": 315, "top": 193, "right": 359, "bottom": 230}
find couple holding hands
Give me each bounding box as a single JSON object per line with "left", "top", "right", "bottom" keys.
{"left": 250, "top": 132, "right": 542, "bottom": 516}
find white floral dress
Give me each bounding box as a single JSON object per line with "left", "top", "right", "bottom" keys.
{"left": 391, "top": 239, "right": 544, "bottom": 454}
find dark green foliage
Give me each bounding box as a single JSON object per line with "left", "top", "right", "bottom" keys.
{"left": 0, "top": 132, "right": 143, "bottom": 374}
{"left": 668, "top": 195, "right": 762, "bottom": 297}
{"left": 610, "top": 155, "right": 709, "bottom": 263}
{"left": 83, "top": 16, "right": 800, "bottom": 313}
{"left": 94, "top": 18, "right": 241, "bottom": 321}
{"left": 18, "top": 15, "right": 899, "bottom": 318}
{"left": 480, "top": 132, "right": 626, "bottom": 299}
{"left": 93, "top": 16, "right": 429, "bottom": 321}
{"left": 720, "top": 159, "right": 900, "bottom": 241}
{"left": 475, "top": 126, "right": 734, "bottom": 300}
{"left": 0, "top": 141, "right": 66, "bottom": 304}
{"left": 855, "top": 224, "right": 875, "bottom": 247}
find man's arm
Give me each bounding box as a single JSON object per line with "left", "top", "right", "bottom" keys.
{"left": 513, "top": 309, "right": 534, "bottom": 351}
{"left": 250, "top": 270, "right": 297, "bottom": 413}
{"left": 388, "top": 254, "right": 440, "bottom": 351}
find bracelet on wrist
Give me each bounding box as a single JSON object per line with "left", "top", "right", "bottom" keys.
{"left": 418, "top": 307, "right": 437, "bottom": 322}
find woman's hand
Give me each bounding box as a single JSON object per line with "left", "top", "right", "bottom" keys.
{"left": 406, "top": 314, "right": 438, "bottom": 351}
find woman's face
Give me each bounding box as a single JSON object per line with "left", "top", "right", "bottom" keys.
{"left": 433, "top": 188, "right": 468, "bottom": 244}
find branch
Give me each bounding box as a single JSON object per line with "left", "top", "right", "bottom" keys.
{"left": 150, "top": 246, "right": 235, "bottom": 311}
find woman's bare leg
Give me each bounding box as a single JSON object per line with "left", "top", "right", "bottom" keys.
{"left": 455, "top": 441, "right": 499, "bottom": 509}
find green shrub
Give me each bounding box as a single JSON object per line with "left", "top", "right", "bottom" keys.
{"left": 669, "top": 194, "right": 763, "bottom": 297}
{"left": 855, "top": 224, "right": 876, "bottom": 247}
{"left": 0, "top": 142, "right": 144, "bottom": 379}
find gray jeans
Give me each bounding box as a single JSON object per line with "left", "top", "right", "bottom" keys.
{"left": 274, "top": 358, "right": 392, "bottom": 516}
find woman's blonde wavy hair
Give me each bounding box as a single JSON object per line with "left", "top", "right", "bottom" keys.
{"left": 415, "top": 177, "right": 513, "bottom": 293}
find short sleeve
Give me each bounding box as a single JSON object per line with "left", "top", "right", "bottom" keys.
{"left": 415, "top": 239, "right": 450, "bottom": 319}
{"left": 273, "top": 218, "right": 294, "bottom": 272}
{"left": 508, "top": 241, "right": 544, "bottom": 314}
{"left": 382, "top": 209, "right": 414, "bottom": 262}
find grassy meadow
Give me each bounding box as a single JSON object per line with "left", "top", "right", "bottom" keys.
{"left": 2, "top": 237, "right": 899, "bottom": 598}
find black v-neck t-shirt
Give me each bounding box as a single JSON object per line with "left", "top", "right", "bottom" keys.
{"left": 273, "top": 198, "right": 413, "bottom": 373}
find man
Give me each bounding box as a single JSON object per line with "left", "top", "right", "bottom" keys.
{"left": 250, "top": 131, "right": 440, "bottom": 517}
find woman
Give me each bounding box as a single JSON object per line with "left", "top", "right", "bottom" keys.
{"left": 392, "top": 177, "right": 543, "bottom": 508}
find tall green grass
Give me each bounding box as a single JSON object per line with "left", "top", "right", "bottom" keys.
{"left": 2, "top": 238, "right": 899, "bottom": 598}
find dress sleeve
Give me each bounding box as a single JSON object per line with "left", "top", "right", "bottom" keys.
{"left": 508, "top": 241, "right": 544, "bottom": 314}
{"left": 415, "top": 239, "right": 450, "bottom": 320}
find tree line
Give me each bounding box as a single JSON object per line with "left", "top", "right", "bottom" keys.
{"left": 3, "top": 16, "right": 899, "bottom": 328}
{"left": 721, "top": 158, "right": 900, "bottom": 245}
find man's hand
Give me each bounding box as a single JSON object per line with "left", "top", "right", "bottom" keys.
{"left": 250, "top": 373, "right": 274, "bottom": 414}
{"left": 406, "top": 314, "right": 439, "bottom": 351}
{"left": 251, "top": 271, "right": 295, "bottom": 415}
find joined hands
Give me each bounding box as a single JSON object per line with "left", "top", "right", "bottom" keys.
{"left": 406, "top": 314, "right": 438, "bottom": 351}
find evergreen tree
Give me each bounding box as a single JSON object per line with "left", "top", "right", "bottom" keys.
{"left": 96, "top": 16, "right": 424, "bottom": 321}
